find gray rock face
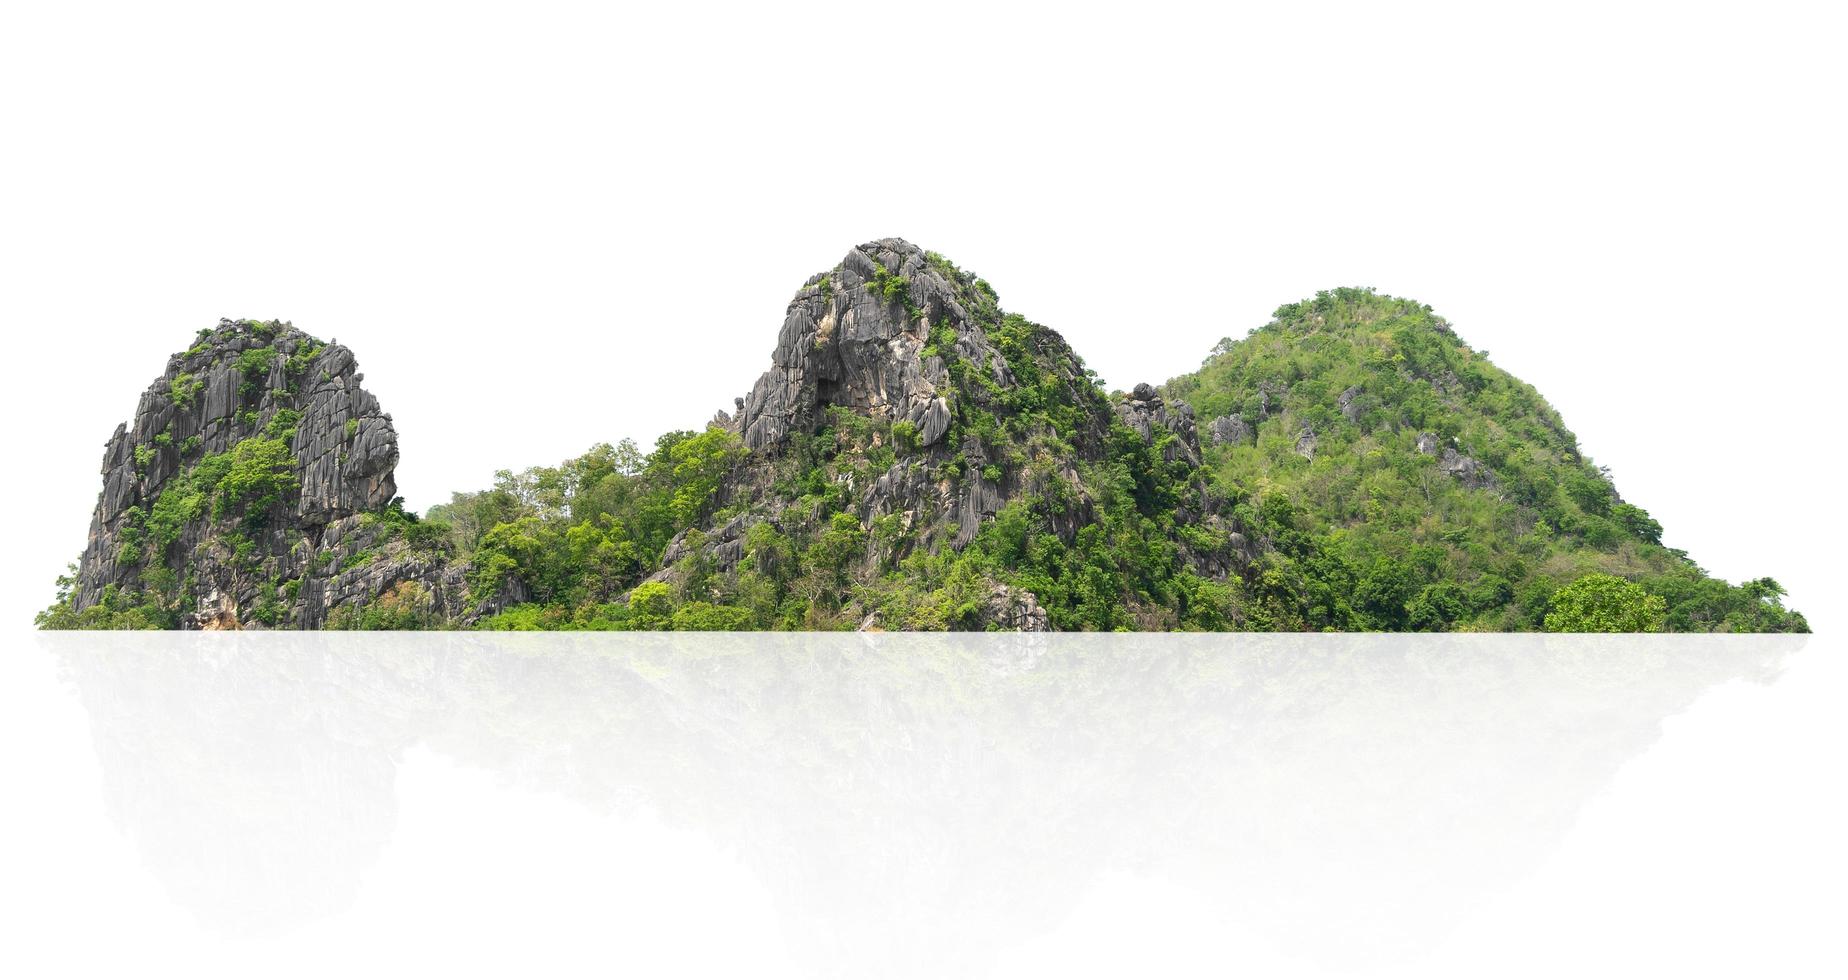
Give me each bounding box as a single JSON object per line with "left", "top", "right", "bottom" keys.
{"left": 659, "top": 513, "right": 758, "bottom": 574}
{"left": 1416, "top": 432, "right": 1440, "bottom": 455}
{"left": 1114, "top": 385, "right": 1203, "bottom": 466}
{"left": 1338, "top": 385, "right": 1363, "bottom": 422}
{"left": 678, "top": 238, "right": 1164, "bottom": 629}
{"left": 1295, "top": 426, "right": 1318, "bottom": 460}
{"left": 73, "top": 319, "right": 475, "bottom": 629}
{"left": 734, "top": 239, "right": 999, "bottom": 454}
{"left": 1206, "top": 414, "right": 1252, "bottom": 446}
{"left": 1183, "top": 515, "right": 1258, "bottom": 579}
{"left": 980, "top": 583, "right": 1052, "bottom": 632}
{"left": 1438, "top": 448, "right": 1496, "bottom": 490}
{"left": 1256, "top": 380, "right": 1287, "bottom": 418}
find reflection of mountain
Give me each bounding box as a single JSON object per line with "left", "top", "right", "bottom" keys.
{"left": 45, "top": 633, "right": 1802, "bottom": 975}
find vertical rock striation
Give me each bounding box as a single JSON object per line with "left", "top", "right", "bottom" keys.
{"left": 72, "top": 319, "right": 473, "bottom": 629}
{"left": 734, "top": 238, "right": 991, "bottom": 453}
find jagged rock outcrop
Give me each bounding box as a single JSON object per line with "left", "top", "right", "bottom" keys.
{"left": 1256, "top": 380, "right": 1287, "bottom": 418}
{"left": 1338, "top": 385, "right": 1364, "bottom": 422}
{"left": 1438, "top": 447, "right": 1496, "bottom": 490}
{"left": 1205, "top": 413, "right": 1253, "bottom": 446}
{"left": 665, "top": 239, "right": 1243, "bottom": 629}
{"left": 978, "top": 583, "right": 1051, "bottom": 631}
{"left": 733, "top": 239, "right": 982, "bottom": 453}
{"left": 1295, "top": 426, "right": 1318, "bottom": 460}
{"left": 1415, "top": 431, "right": 1494, "bottom": 488}
{"left": 1114, "top": 383, "right": 1202, "bottom": 466}
{"left": 71, "top": 319, "right": 479, "bottom": 629}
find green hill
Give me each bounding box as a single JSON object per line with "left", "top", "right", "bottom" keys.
{"left": 1164, "top": 287, "right": 1804, "bottom": 631}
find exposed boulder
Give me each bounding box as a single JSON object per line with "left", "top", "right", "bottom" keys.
{"left": 979, "top": 583, "right": 1051, "bottom": 632}
{"left": 1256, "top": 380, "right": 1287, "bottom": 418}
{"left": 659, "top": 513, "right": 758, "bottom": 574}
{"left": 1338, "top": 385, "right": 1363, "bottom": 422}
{"left": 1438, "top": 447, "right": 1496, "bottom": 490}
{"left": 1295, "top": 426, "right": 1318, "bottom": 460}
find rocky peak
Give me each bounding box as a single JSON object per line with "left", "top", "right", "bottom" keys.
{"left": 732, "top": 238, "right": 1006, "bottom": 453}
{"left": 71, "top": 319, "right": 471, "bottom": 628}
{"left": 652, "top": 239, "right": 1244, "bottom": 629}
{"left": 90, "top": 319, "right": 398, "bottom": 534}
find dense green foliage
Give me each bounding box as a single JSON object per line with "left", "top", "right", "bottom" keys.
{"left": 430, "top": 431, "right": 750, "bottom": 628}
{"left": 1165, "top": 288, "right": 1807, "bottom": 633}
{"left": 36, "top": 565, "right": 166, "bottom": 629}
{"left": 1543, "top": 574, "right": 1666, "bottom": 632}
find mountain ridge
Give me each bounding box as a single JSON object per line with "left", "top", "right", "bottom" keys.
{"left": 40, "top": 239, "right": 1807, "bottom": 632}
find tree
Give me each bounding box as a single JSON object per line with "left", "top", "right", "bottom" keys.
{"left": 1406, "top": 581, "right": 1469, "bottom": 631}
{"left": 627, "top": 581, "right": 675, "bottom": 630}
{"left": 1612, "top": 503, "right": 1663, "bottom": 544}
{"left": 1544, "top": 574, "right": 1666, "bottom": 632}
{"left": 670, "top": 602, "right": 752, "bottom": 631}
{"left": 213, "top": 436, "right": 299, "bottom": 519}
{"left": 804, "top": 512, "right": 867, "bottom": 591}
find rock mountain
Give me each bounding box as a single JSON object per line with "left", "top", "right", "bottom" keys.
{"left": 63, "top": 320, "right": 471, "bottom": 629}
{"left": 43, "top": 239, "right": 1806, "bottom": 632}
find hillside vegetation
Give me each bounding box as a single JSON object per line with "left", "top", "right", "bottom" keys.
{"left": 1164, "top": 288, "right": 1804, "bottom": 631}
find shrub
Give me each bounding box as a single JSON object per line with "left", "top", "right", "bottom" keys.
{"left": 892, "top": 419, "right": 920, "bottom": 454}
{"left": 670, "top": 601, "right": 752, "bottom": 631}
{"left": 169, "top": 372, "right": 204, "bottom": 408}
{"left": 403, "top": 519, "right": 452, "bottom": 551}
{"left": 285, "top": 339, "right": 326, "bottom": 378}
{"left": 340, "top": 549, "right": 376, "bottom": 571}
{"left": 237, "top": 347, "right": 277, "bottom": 399}
{"left": 264, "top": 408, "right": 301, "bottom": 442}
{"left": 868, "top": 265, "right": 910, "bottom": 307}
{"left": 1544, "top": 574, "right": 1666, "bottom": 632}
{"left": 1612, "top": 503, "right": 1663, "bottom": 544}
{"left": 213, "top": 436, "right": 299, "bottom": 519}
{"left": 627, "top": 581, "right": 675, "bottom": 629}
{"left": 477, "top": 603, "right": 566, "bottom": 631}
{"left": 351, "top": 582, "right": 432, "bottom": 630}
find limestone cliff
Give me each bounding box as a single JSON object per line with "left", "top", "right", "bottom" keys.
{"left": 69, "top": 319, "right": 475, "bottom": 629}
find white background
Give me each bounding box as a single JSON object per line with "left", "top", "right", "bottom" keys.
{"left": 4, "top": 632, "right": 1843, "bottom": 979}
{"left": 2, "top": 0, "right": 1843, "bottom": 629}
